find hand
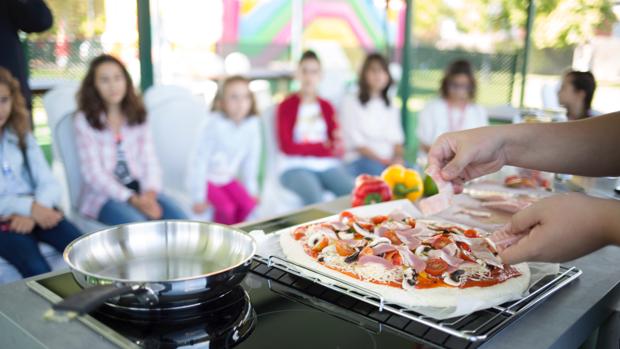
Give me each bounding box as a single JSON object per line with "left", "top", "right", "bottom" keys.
{"left": 10, "top": 216, "right": 36, "bottom": 234}
{"left": 142, "top": 190, "right": 158, "bottom": 202}
{"left": 192, "top": 202, "right": 209, "bottom": 214}
{"left": 31, "top": 202, "right": 63, "bottom": 229}
{"left": 140, "top": 193, "right": 162, "bottom": 220}
{"left": 427, "top": 127, "right": 508, "bottom": 193}
{"left": 495, "top": 193, "right": 619, "bottom": 264}
{"left": 391, "top": 156, "right": 405, "bottom": 166}
{"left": 375, "top": 158, "right": 390, "bottom": 166}
{"left": 129, "top": 194, "right": 163, "bottom": 220}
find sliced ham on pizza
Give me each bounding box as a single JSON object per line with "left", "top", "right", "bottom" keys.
{"left": 280, "top": 209, "right": 530, "bottom": 309}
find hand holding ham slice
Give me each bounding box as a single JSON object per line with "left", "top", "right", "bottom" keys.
{"left": 420, "top": 165, "right": 454, "bottom": 216}
{"left": 490, "top": 224, "right": 528, "bottom": 252}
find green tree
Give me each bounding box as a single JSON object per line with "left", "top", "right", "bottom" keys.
{"left": 32, "top": 0, "right": 106, "bottom": 39}
{"left": 484, "top": 0, "right": 614, "bottom": 48}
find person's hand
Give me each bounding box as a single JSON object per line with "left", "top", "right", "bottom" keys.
{"left": 494, "top": 193, "right": 618, "bottom": 264}
{"left": 140, "top": 193, "right": 162, "bottom": 220}
{"left": 9, "top": 216, "right": 36, "bottom": 234}
{"left": 129, "top": 194, "right": 163, "bottom": 220}
{"left": 142, "top": 190, "right": 158, "bottom": 202}
{"left": 428, "top": 127, "right": 508, "bottom": 193}
{"left": 192, "top": 202, "right": 209, "bottom": 215}
{"left": 31, "top": 202, "right": 63, "bottom": 229}
{"left": 391, "top": 156, "right": 405, "bottom": 166}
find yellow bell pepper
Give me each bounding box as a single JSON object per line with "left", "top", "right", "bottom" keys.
{"left": 381, "top": 165, "right": 424, "bottom": 201}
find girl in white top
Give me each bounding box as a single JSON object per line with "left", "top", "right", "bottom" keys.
{"left": 187, "top": 76, "right": 261, "bottom": 224}
{"left": 417, "top": 60, "right": 488, "bottom": 153}
{"left": 340, "top": 53, "right": 405, "bottom": 176}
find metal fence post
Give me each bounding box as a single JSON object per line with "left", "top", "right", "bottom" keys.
{"left": 519, "top": 0, "right": 535, "bottom": 107}
{"left": 137, "top": 0, "right": 154, "bottom": 91}
{"left": 399, "top": 0, "right": 413, "bottom": 154}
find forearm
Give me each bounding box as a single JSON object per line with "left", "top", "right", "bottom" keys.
{"left": 598, "top": 197, "right": 620, "bottom": 247}
{"left": 419, "top": 143, "right": 431, "bottom": 154}
{"left": 393, "top": 144, "right": 404, "bottom": 159}
{"left": 504, "top": 112, "right": 620, "bottom": 176}
{"left": 357, "top": 146, "right": 383, "bottom": 162}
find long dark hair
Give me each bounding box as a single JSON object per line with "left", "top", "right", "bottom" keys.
{"left": 77, "top": 54, "right": 146, "bottom": 130}
{"left": 440, "top": 59, "right": 477, "bottom": 101}
{"left": 565, "top": 70, "right": 596, "bottom": 113}
{"left": 358, "top": 53, "right": 393, "bottom": 106}
{"left": 0, "top": 67, "right": 30, "bottom": 149}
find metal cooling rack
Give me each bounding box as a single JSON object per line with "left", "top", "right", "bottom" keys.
{"left": 252, "top": 254, "right": 581, "bottom": 345}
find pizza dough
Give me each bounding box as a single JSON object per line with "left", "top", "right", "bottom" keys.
{"left": 279, "top": 216, "right": 530, "bottom": 309}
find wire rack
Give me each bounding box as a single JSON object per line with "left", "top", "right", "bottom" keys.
{"left": 252, "top": 254, "right": 582, "bottom": 344}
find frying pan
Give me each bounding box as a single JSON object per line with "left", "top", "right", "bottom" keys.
{"left": 53, "top": 220, "right": 256, "bottom": 314}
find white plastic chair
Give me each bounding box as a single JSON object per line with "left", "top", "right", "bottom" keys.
{"left": 541, "top": 82, "right": 561, "bottom": 110}
{"left": 42, "top": 83, "right": 80, "bottom": 214}
{"left": 255, "top": 106, "right": 304, "bottom": 217}
{"left": 224, "top": 52, "right": 251, "bottom": 76}
{"left": 41, "top": 82, "right": 80, "bottom": 129}
{"left": 143, "top": 85, "right": 210, "bottom": 219}
{"left": 53, "top": 112, "right": 107, "bottom": 233}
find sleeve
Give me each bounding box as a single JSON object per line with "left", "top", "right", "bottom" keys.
{"left": 186, "top": 120, "right": 212, "bottom": 204}
{"left": 74, "top": 115, "right": 133, "bottom": 202}
{"left": 139, "top": 123, "right": 162, "bottom": 193}
{"left": 240, "top": 119, "right": 261, "bottom": 197}
{"left": 416, "top": 101, "right": 435, "bottom": 147}
{"left": 477, "top": 104, "right": 489, "bottom": 127}
{"left": 276, "top": 101, "right": 333, "bottom": 157}
{"left": 26, "top": 133, "right": 60, "bottom": 209}
{"left": 8, "top": 0, "right": 53, "bottom": 33}
{"left": 339, "top": 97, "right": 365, "bottom": 149}
{"left": 0, "top": 193, "right": 33, "bottom": 217}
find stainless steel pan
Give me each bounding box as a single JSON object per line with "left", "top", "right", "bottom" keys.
{"left": 53, "top": 220, "right": 256, "bottom": 314}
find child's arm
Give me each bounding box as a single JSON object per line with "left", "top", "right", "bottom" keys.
{"left": 139, "top": 123, "right": 163, "bottom": 194}
{"left": 186, "top": 121, "right": 213, "bottom": 208}
{"left": 241, "top": 119, "right": 262, "bottom": 197}
{"left": 26, "top": 133, "right": 61, "bottom": 210}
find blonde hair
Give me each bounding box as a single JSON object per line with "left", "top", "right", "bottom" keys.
{"left": 212, "top": 75, "right": 258, "bottom": 117}
{"left": 0, "top": 67, "right": 30, "bottom": 149}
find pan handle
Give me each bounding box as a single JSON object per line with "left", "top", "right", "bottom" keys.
{"left": 53, "top": 284, "right": 139, "bottom": 314}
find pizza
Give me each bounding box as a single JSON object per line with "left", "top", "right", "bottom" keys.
{"left": 279, "top": 209, "right": 530, "bottom": 309}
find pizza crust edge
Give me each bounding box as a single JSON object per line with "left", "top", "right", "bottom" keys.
{"left": 279, "top": 228, "right": 531, "bottom": 309}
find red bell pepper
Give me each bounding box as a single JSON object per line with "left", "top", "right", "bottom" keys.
{"left": 351, "top": 175, "right": 392, "bottom": 207}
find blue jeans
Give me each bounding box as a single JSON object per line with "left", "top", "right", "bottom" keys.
{"left": 97, "top": 194, "right": 187, "bottom": 225}
{"left": 280, "top": 166, "right": 354, "bottom": 205}
{"left": 347, "top": 156, "right": 387, "bottom": 177}
{"left": 0, "top": 219, "right": 82, "bottom": 277}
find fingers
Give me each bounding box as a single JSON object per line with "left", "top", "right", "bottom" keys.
{"left": 441, "top": 150, "right": 473, "bottom": 181}
{"left": 499, "top": 227, "right": 542, "bottom": 264}
{"left": 505, "top": 204, "right": 541, "bottom": 236}
{"left": 427, "top": 137, "right": 452, "bottom": 170}
{"left": 10, "top": 219, "right": 33, "bottom": 234}
{"left": 496, "top": 204, "right": 545, "bottom": 264}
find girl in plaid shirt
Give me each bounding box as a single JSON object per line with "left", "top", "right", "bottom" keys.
{"left": 74, "top": 54, "right": 186, "bottom": 225}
